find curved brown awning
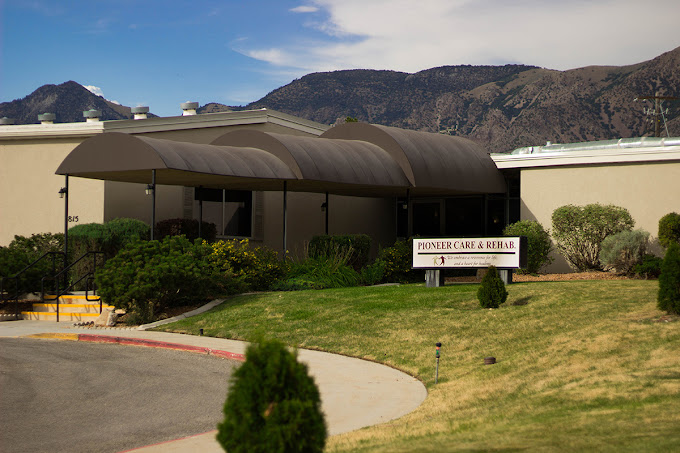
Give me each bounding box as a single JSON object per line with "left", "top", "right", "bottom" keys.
{"left": 320, "top": 123, "right": 507, "bottom": 195}
{"left": 55, "top": 132, "right": 297, "bottom": 190}
{"left": 211, "top": 130, "right": 410, "bottom": 196}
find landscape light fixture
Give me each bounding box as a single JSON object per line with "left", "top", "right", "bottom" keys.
{"left": 58, "top": 187, "right": 67, "bottom": 199}
{"left": 145, "top": 184, "right": 155, "bottom": 195}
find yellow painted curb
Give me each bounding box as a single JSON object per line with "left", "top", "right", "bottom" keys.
{"left": 24, "top": 333, "right": 80, "bottom": 341}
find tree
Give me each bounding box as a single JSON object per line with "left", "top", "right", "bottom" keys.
{"left": 551, "top": 204, "right": 634, "bottom": 271}
{"left": 217, "top": 338, "right": 327, "bottom": 453}
{"left": 658, "top": 212, "right": 680, "bottom": 249}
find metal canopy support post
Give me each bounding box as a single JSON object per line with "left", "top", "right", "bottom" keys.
{"left": 406, "top": 188, "right": 412, "bottom": 237}
{"left": 151, "top": 170, "right": 156, "bottom": 240}
{"left": 198, "top": 186, "right": 203, "bottom": 239}
{"left": 61, "top": 174, "right": 69, "bottom": 322}
{"left": 282, "top": 181, "right": 288, "bottom": 253}
{"left": 325, "top": 191, "right": 329, "bottom": 235}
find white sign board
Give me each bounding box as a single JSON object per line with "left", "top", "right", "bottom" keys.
{"left": 412, "top": 237, "right": 527, "bottom": 269}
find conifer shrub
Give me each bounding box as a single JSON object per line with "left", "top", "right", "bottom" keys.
{"left": 477, "top": 266, "right": 508, "bottom": 309}
{"left": 503, "top": 220, "right": 553, "bottom": 274}
{"left": 0, "top": 233, "right": 64, "bottom": 295}
{"left": 217, "top": 338, "right": 327, "bottom": 453}
{"left": 634, "top": 254, "right": 663, "bottom": 279}
{"left": 552, "top": 204, "right": 635, "bottom": 271}
{"left": 658, "top": 212, "right": 680, "bottom": 249}
{"left": 599, "top": 229, "right": 649, "bottom": 274}
{"left": 658, "top": 243, "right": 680, "bottom": 315}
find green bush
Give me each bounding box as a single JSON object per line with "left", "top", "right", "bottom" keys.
{"left": 95, "top": 236, "right": 240, "bottom": 324}
{"left": 552, "top": 204, "right": 635, "bottom": 271}
{"left": 207, "top": 239, "right": 286, "bottom": 291}
{"left": 154, "top": 218, "right": 217, "bottom": 243}
{"left": 599, "top": 229, "right": 649, "bottom": 275}
{"left": 658, "top": 212, "right": 680, "bottom": 249}
{"left": 477, "top": 266, "right": 508, "bottom": 309}
{"left": 217, "top": 338, "right": 326, "bottom": 453}
{"left": 635, "top": 254, "right": 663, "bottom": 279}
{"left": 276, "top": 248, "right": 360, "bottom": 290}
{"left": 658, "top": 243, "right": 680, "bottom": 315}
{"left": 0, "top": 233, "right": 64, "bottom": 295}
{"left": 503, "top": 220, "right": 553, "bottom": 274}
{"left": 378, "top": 238, "right": 423, "bottom": 283}
{"left": 361, "top": 259, "right": 386, "bottom": 286}
{"left": 308, "top": 234, "right": 371, "bottom": 270}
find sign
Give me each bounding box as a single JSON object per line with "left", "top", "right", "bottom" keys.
{"left": 412, "top": 237, "right": 527, "bottom": 269}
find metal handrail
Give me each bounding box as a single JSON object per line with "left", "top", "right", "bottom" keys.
{"left": 41, "top": 251, "right": 105, "bottom": 322}
{"left": 0, "top": 251, "right": 64, "bottom": 320}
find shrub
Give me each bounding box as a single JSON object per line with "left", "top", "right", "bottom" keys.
{"left": 276, "top": 248, "right": 360, "bottom": 290}
{"left": 552, "top": 204, "right": 635, "bottom": 271}
{"left": 217, "top": 338, "right": 326, "bottom": 453}
{"left": 635, "top": 254, "right": 663, "bottom": 279}
{"left": 378, "top": 238, "right": 423, "bottom": 283}
{"left": 503, "top": 220, "right": 554, "bottom": 274}
{"left": 0, "top": 233, "right": 64, "bottom": 295}
{"left": 207, "top": 239, "right": 286, "bottom": 291}
{"left": 658, "top": 243, "right": 680, "bottom": 315}
{"left": 658, "top": 212, "right": 680, "bottom": 249}
{"left": 599, "top": 229, "right": 649, "bottom": 274}
{"left": 361, "top": 259, "right": 386, "bottom": 286}
{"left": 309, "top": 234, "right": 371, "bottom": 270}
{"left": 95, "top": 236, "right": 239, "bottom": 324}
{"left": 154, "top": 218, "right": 217, "bottom": 243}
{"left": 477, "top": 266, "right": 508, "bottom": 309}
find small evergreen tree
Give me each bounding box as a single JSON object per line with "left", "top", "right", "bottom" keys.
{"left": 658, "top": 243, "right": 680, "bottom": 315}
{"left": 217, "top": 338, "right": 327, "bottom": 453}
{"left": 477, "top": 266, "right": 508, "bottom": 309}
{"left": 658, "top": 212, "right": 680, "bottom": 249}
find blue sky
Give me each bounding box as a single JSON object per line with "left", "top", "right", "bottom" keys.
{"left": 1, "top": 0, "right": 679, "bottom": 117}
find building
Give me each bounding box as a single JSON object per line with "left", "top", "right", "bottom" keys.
{"left": 2, "top": 107, "right": 678, "bottom": 273}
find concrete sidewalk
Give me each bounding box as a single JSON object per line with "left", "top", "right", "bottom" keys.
{"left": 1, "top": 320, "right": 427, "bottom": 452}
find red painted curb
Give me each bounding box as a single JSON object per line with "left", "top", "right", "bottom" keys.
{"left": 77, "top": 334, "right": 245, "bottom": 362}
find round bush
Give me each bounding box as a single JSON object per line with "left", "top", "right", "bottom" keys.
{"left": 217, "top": 338, "right": 327, "bottom": 453}
{"left": 503, "top": 220, "right": 553, "bottom": 274}
{"left": 658, "top": 212, "right": 680, "bottom": 249}
{"left": 599, "top": 229, "right": 649, "bottom": 275}
{"left": 658, "top": 243, "right": 680, "bottom": 315}
{"left": 477, "top": 266, "right": 508, "bottom": 309}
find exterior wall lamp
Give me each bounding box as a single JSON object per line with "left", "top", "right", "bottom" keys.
{"left": 58, "top": 187, "right": 68, "bottom": 198}
{"left": 145, "top": 184, "right": 155, "bottom": 195}
{"left": 320, "top": 201, "right": 328, "bottom": 212}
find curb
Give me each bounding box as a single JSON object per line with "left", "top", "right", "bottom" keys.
{"left": 23, "top": 333, "right": 245, "bottom": 362}
{"left": 136, "top": 299, "right": 226, "bottom": 331}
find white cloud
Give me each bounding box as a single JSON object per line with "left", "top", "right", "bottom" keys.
{"left": 245, "top": 0, "right": 680, "bottom": 73}
{"left": 290, "top": 5, "right": 319, "bottom": 13}
{"left": 84, "top": 85, "right": 105, "bottom": 97}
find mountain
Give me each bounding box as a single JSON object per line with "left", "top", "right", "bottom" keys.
{"left": 0, "top": 81, "right": 137, "bottom": 124}
{"left": 224, "top": 47, "right": 679, "bottom": 153}
{"left": 4, "top": 47, "right": 679, "bottom": 153}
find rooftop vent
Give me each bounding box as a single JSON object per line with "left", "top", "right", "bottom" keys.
{"left": 181, "top": 102, "right": 198, "bottom": 116}
{"left": 83, "top": 109, "right": 102, "bottom": 123}
{"left": 0, "top": 117, "right": 16, "bottom": 125}
{"left": 131, "top": 106, "right": 149, "bottom": 120}
{"left": 38, "top": 113, "right": 56, "bottom": 124}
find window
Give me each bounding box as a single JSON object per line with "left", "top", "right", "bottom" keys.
{"left": 195, "top": 188, "right": 253, "bottom": 238}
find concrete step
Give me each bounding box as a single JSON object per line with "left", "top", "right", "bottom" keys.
{"left": 43, "top": 295, "right": 101, "bottom": 305}
{"left": 21, "top": 311, "right": 101, "bottom": 321}
{"left": 31, "top": 303, "right": 110, "bottom": 313}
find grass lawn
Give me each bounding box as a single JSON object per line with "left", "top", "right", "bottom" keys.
{"left": 156, "top": 280, "right": 680, "bottom": 452}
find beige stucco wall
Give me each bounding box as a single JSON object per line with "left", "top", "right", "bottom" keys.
{"left": 0, "top": 137, "right": 104, "bottom": 246}
{"left": 520, "top": 161, "right": 680, "bottom": 272}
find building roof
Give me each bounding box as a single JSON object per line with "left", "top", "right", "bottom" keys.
{"left": 57, "top": 122, "right": 507, "bottom": 197}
